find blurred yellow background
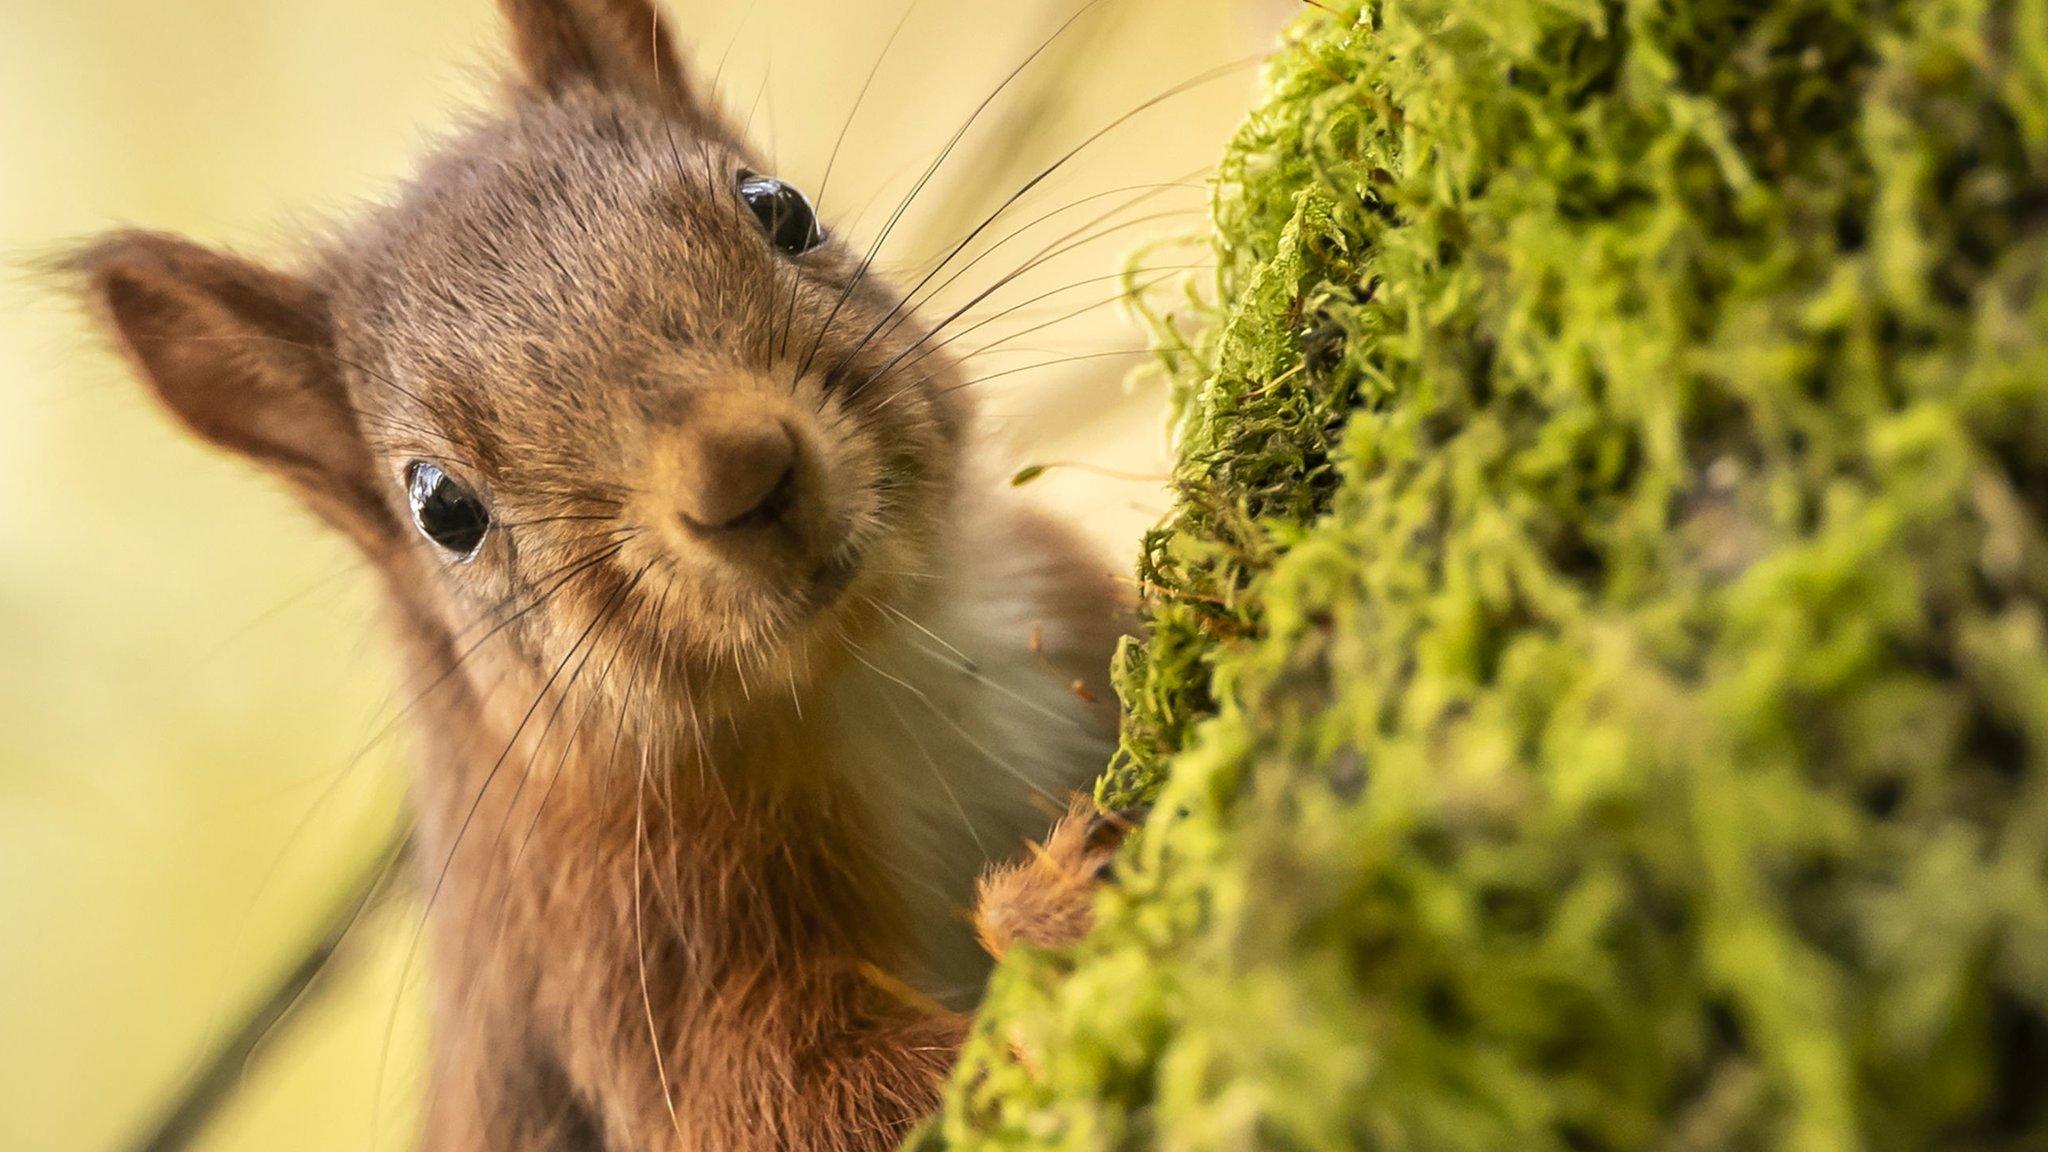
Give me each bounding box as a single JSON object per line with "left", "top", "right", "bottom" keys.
{"left": 0, "top": 2, "right": 1277, "bottom": 1150}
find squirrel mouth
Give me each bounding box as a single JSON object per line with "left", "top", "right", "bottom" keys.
{"left": 801, "top": 550, "right": 860, "bottom": 611}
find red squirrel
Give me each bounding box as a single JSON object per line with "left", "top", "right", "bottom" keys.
{"left": 74, "top": 1, "right": 1131, "bottom": 1147}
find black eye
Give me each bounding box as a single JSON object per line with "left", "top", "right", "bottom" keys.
{"left": 737, "top": 172, "right": 824, "bottom": 255}
{"left": 407, "top": 462, "right": 490, "bottom": 559}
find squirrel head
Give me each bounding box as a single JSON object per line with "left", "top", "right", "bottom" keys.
{"left": 73, "top": 0, "right": 974, "bottom": 733}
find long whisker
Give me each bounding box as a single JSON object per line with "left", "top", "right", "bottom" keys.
{"left": 502, "top": 567, "right": 648, "bottom": 890}
{"left": 462, "top": 566, "right": 649, "bottom": 1037}
{"left": 778, "top": 0, "right": 925, "bottom": 365}
{"left": 132, "top": 828, "right": 413, "bottom": 1152}
{"left": 893, "top": 266, "right": 1193, "bottom": 386}
{"left": 839, "top": 633, "right": 1061, "bottom": 807}
{"left": 870, "top": 598, "right": 1095, "bottom": 733}
{"left": 790, "top": 0, "right": 1119, "bottom": 388}
{"left": 634, "top": 739, "right": 686, "bottom": 1145}
{"left": 891, "top": 174, "right": 1210, "bottom": 317}
{"left": 821, "top": 56, "right": 1256, "bottom": 388}
{"left": 874, "top": 689, "right": 985, "bottom": 857}
{"left": 233, "top": 529, "right": 637, "bottom": 972}
{"left": 651, "top": 3, "right": 726, "bottom": 239}
{"left": 859, "top": 347, "right": 1152, "bottom": 429}
{"left": 433, "top": 561, "right": 641, "bottom": 932}
{"left": 461, "top": 565, "right": 643, "bottom": 947}
{"left": 834, "top": 201, "right": 1201, "bottom": 399}
{"left": 367, "top": 536, "right": 630, "bottom": 1137}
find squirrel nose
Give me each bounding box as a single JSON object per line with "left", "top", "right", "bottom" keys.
{"left": 672, "top": 418, "right": 798, "bottom": 532}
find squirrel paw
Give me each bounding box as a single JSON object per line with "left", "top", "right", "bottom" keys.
{"left": 972, "top": 798, "right": 1146, "bottom": 960}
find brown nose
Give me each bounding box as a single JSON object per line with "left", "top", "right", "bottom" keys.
{"left": 672, "top": 418, "right": 798, "bottom": 532}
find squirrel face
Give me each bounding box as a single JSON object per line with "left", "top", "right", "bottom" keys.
{"left": 79, "top": 2, "right": 973, "bottom": 731}
{"left": 332, "top": 82, "right": 971, "bottom": 716}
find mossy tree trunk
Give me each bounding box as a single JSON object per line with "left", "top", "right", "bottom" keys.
{"left": 927, "top": 0, "right": 2048, "bottom": 1149}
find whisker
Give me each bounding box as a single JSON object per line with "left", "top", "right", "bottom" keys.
{"left": 898, "top": 266, "right": 1193, "bottom": 383}
{"left": 916, "top": 347, "right": 1151, "bottom": 406}
{"left": 249, "top": 531, "right": 637, "bottom": 935}
{"left": 462, "top": 564, "right": 641, "bottom": 925}
{"left": 635, "top": 740, "right": 686, "bottom": 1145}
{"left": 877, "top": 688, "right": 985, "bottom": 856}
{"left": 820, "top": 56, "right": 1256, "bottom": 388}
{"left": 840, "top": 632, "right": 1061, "bottom": 807}
{"left": 872, "top": 597, "right": 1094, "bottom": 733}
{"left": 651, "top": 1, "right": 723, "bottom": 238}
{"left": 833, "top": 207, "right": 1203, "bottom": 418}
{"left": 790, "top": 0, "right": 1120, "bottom": 388}
{"left": 367, "top": 535, "right": 631, "bottom": 1137}
{"left": 891, "top": 172, "right": 1212, "bottom": 336}
{"left": 467, "top": 566, "right": 650, "bottom": 1029}
{"left": 779, "top": 0, "right": 925, "bottom": 365}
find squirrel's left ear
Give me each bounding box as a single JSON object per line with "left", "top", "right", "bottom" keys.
{"left": 497, "top": 0, "right": 721, "bottom": 133}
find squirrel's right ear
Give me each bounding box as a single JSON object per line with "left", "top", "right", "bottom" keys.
{"left": 497, "top": 0, "right": 721, "bottom": 133}
{"left": 69, "top": 231, "right": 396, "bottom": 552}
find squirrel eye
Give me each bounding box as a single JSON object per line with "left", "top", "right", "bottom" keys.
{"left": 407, "top": 462, "right": 490, "bottom": 559}
{"left": 737, "top": 172, "right": 824, "bottom": 256}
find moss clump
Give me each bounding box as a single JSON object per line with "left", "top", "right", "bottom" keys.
{"left": 927, "top": 0, "right": 2048, "bottom": 1149}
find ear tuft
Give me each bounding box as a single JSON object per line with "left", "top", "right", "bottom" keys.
{"left": 68, "top": 230, "right": 395, "bottom": 549}
{"left": 497, "top": 0, "right": 716, "bottom": 130}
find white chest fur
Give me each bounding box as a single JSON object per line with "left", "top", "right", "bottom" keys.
{"left": 809, "top": 504, "right": 1120, "bottom": 1005}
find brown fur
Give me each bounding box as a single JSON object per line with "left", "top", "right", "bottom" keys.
{"left": 71, "top": 2, "right": 1133, "bottom": 1149}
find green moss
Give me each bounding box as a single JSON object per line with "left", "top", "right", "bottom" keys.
{"left": 929, "top": 0, "right": 2048, "bottom": 1148}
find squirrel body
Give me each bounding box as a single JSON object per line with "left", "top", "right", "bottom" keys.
{"left": 76, "top": 2, "right": 1131, "bottom": 1148}
{"left": 402, "top": 484, "right": 1117, "bottom": 1150}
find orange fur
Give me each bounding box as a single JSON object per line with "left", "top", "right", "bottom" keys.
{"left": 975, "top": 800, "right": 1135, "bottom": 961}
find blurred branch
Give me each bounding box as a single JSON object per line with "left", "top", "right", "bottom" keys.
{"left": 125, "top": 831, "right": 414, "bottom": 1152}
